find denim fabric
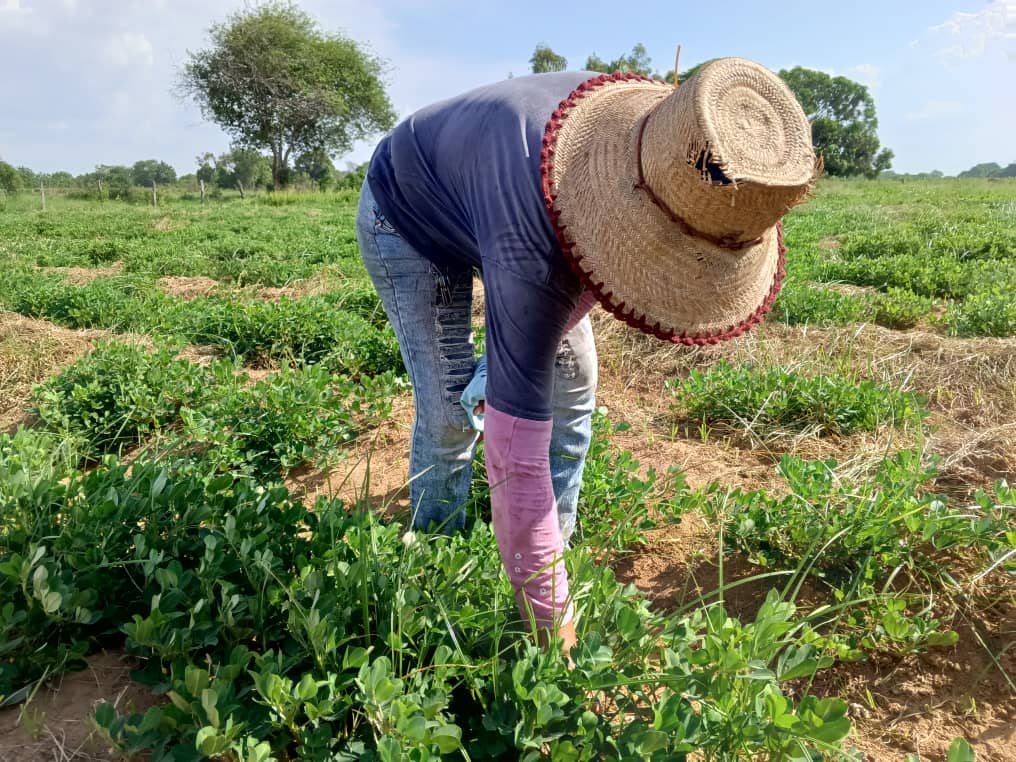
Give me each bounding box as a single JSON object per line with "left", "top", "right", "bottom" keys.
{"left": 356, "top": 180, "right": 596, "bottom": 541}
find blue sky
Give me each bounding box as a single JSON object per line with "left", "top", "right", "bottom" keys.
{"left": 0, "top": 0, "right": 1013, "bottom": 176}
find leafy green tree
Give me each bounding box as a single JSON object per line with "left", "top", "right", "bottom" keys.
{"left": 82, "top": 165, "right": 134, "bottom": 198}
{"left": 530, "top": 44, "right": 567, "bottom": 73}
{"left": 195, "top": 152, "right": 218, "bottom": 185}
{"left": 215, "top": 149, "right": 271, "bottom": 196}
{"left": 585, "top": 43, "right": 656, "bottom": 76}
{"left": 16, "top": 166, "right": 36, "bottom": 189}
{"left": 779, "top": 67, "right": 892, "bottom": 178}
{"left": 0, "top": 161, "right": 23, "bottom": 193}
{"left": 44, "top": 171, "right": 74, "bottom": 187}
{"left": 957, "top": 162, "right": 1003, "bottom": 178}
{"left": 131, "top": 159, "right": 178, "bottom": 187}
{"left": 179, "top": 1, "right": 396, "bottom": 187}
{"left": 294, "top": 148, "right": 335, "bottom": 189}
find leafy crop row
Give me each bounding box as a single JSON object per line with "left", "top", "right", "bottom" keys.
{"left": 1, "top": 438, "right": 861, "bottom": 761}
{"left": 0, "top": 269, "right": 399, "bottom": 371}
{"left": 670, "top": 361, "right": 926, "bottom": 439}
{"left": 31, "top": 341, "right": 402, "bottom": 476}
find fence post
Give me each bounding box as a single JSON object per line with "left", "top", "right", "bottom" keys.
{"left": 152, "top": 180, "right": 158, "bottom": 207}
{"left": 40, "top": 180, "right": 46, "bottom": 211}
{"left": 200, "top": 178, "right": 206, "bottom": 204}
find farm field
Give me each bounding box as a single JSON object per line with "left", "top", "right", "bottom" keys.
{"left": 0, "top": 179, "right": 1014, "bottom": 761}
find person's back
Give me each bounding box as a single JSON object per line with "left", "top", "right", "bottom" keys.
{"left": 367, "top": 71, "right": 592, "bottom": 275}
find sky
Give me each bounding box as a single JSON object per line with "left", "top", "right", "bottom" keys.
{"left": 0, "top": 0, "right": 1013, "bottom": 177}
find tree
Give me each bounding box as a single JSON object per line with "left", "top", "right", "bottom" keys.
{"left": 958, "top": 162, "right": 1003, "bottom": 178}
{"left": 585, "top": 44, "right": 656, "bottom": 77}
{"left": 530, "top": 44, "right": 567, "bottom": 74}
{"left": 86, "top": 165, "right": 135, "bottom": 198}
{"left": 0, "top": 161, "right": 23, "bottom": 193}
{"left": 179, "top": 2, "right": 396, "bottom": 187}
{"left": 131, "top": 159, "right": 178, "bottom": 187}
{"left": 195, "top": 152, "right": 218, "bottom": 185}
{"left": 294, "top": 147, "right": 335, "bottom": 189}
{"left": 16, "top": 166, "right": 36, "bottom": 188}
{"left": 44, "top": 171, "right": 74, "bottom": 187}
{"left": 779, "top": 67, "right": 892, "bottom": 178}
{"left": 216, "top": 149, "right": 271, "bottom": 197}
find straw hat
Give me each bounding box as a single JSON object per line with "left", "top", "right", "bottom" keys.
{"left": 541, "top": 57, "right": 819, "bottom": 345}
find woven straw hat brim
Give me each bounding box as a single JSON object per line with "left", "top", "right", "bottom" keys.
{"left": 541, "top": 73, "right": 787, "bottom": 345}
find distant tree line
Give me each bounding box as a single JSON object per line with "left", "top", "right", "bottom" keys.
{"left": 0, "top": 151, "right": 368, "bottom": 200}
{"left": 956, "top": 162, "right": 1016, "bottom": 179}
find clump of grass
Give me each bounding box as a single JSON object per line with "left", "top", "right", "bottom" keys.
{"left": 669, "top": 360, "right": 926, "bottom": 439}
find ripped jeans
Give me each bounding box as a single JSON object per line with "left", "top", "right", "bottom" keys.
{"left": 355, "top": 179, "right": 597, "bottom": 541}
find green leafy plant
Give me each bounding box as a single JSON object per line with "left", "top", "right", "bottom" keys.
{"left": 183, "top": 365, "right": 403, "bottom": 477}
{"left": 670, "top": 361, "right": 926, "bottom": 440}
{"left": 31, "top": 341, "right": 209, "bottom": 458}
{"left": 701, "top": 450, "right": 1015, "bottom": 653}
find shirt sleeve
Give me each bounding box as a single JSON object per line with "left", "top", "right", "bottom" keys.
{"left": 482, "top": 262, "right": 582, "bottom": 421}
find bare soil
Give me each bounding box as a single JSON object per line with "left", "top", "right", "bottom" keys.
{"left": 0, "top": 651, "right": 159, "bottom": 762}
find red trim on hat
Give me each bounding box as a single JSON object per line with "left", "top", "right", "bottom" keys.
{"left": 540, "top": 72, "right": 787, "bottom": 346}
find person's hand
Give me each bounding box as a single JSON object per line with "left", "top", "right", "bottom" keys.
{"left": 460, "top": 355, "right": 487, "bottom": 432}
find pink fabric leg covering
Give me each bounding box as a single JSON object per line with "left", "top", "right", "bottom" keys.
{"left": 485, "top": 404, "right": 573, "bottom": 629}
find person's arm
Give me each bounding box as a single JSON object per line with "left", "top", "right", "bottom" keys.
{"left": 481, "top": 266, "right": 582, "bottom": 653}
{"left": 563, "top": 290, "right": 598, "bottom": 334}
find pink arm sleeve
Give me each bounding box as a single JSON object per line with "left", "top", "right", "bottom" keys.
{"left": 563, "top": 290, "right": 598, "bottom": 335}
{"left": 484, "top": 404, "right": 573, "bottom": 628}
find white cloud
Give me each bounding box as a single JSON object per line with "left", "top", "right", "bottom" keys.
{"left": 104, "top": 31, "right": 154, "bottom": 67}
{"left": 930, "top": 0, "right": 1016, "bottom": 59}
{"left": 905, "top": 99, "right": 964, "bottom": 121}
{"left": 0, "top": 0, "right": 22, "bottom": 11}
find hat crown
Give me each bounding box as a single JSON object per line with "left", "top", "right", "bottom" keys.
{"left": 641, "top": 58, "right": 816, "bottom": 245}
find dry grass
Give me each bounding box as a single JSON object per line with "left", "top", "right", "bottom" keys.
{"left": 592, "top": 311, "right": 1016, "bottom": 494}
{"left": 0, "top": 313, "right": 109, "bottom": 432}
{"left": 39, "top": 263, "right": 123, "bottom": 286}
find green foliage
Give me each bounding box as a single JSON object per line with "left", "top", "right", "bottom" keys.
{"left": 183, "top": 365, "right": 404, "bottom": 477}
{"left": 131, "top": 159, "right": 178, "bottom": 187}
{"left": 958, "top": 161, "right": 1016, "bottom": 179}
{"left": 180, "top": 2, "right": 396, "bottom": 186}
{"left": 529, "top": 43, "right": 567, "bottom": 73}
{"left": 294, "top": 147, "right": 336, "bottom": 190}
{"left": 215, "top": 149, "right": 272, "bottom": 194}
{"left": 946, "top": 283, "right": 1016, "bottom": 337}
{"left": 0, "top": 160, "right": 24, "bottom": 194}
{"left": 31, "top": 342, "right": 208, "bottom": 458}
{"left": 184, "top": 295, "right": 401, "bottom": 372}
{"left": 577, "top": 411, "right": 686, "bottom": 554}
{"left": 585, "top": 43, "right": 657, "bottom": 76}
{"left": 1, "top": 450, "right": 859, "bottom": 760}
{"left": 774, "top": 178, "right": 1016, "bottom": 336}
{"left": 873, "top": 287, "right": 935, "bottom": 329}
{"left": 771, "top": 282, "right": 874, "bottom": 326}
{"left": 0, "top": 269, "right": 400, "bottom": 374}
{"left": 670, "top": 361, "right": 925, "bottom": 438}
{"left": 703, "top": 451, "right": 1015, "bottom": 652}
{"left": 779, "top": 67, "right": 892, "bottom": 178}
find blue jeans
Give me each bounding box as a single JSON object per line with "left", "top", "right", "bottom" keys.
{"left": 356, "top": 180, "right": 597, "bottom": 542}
